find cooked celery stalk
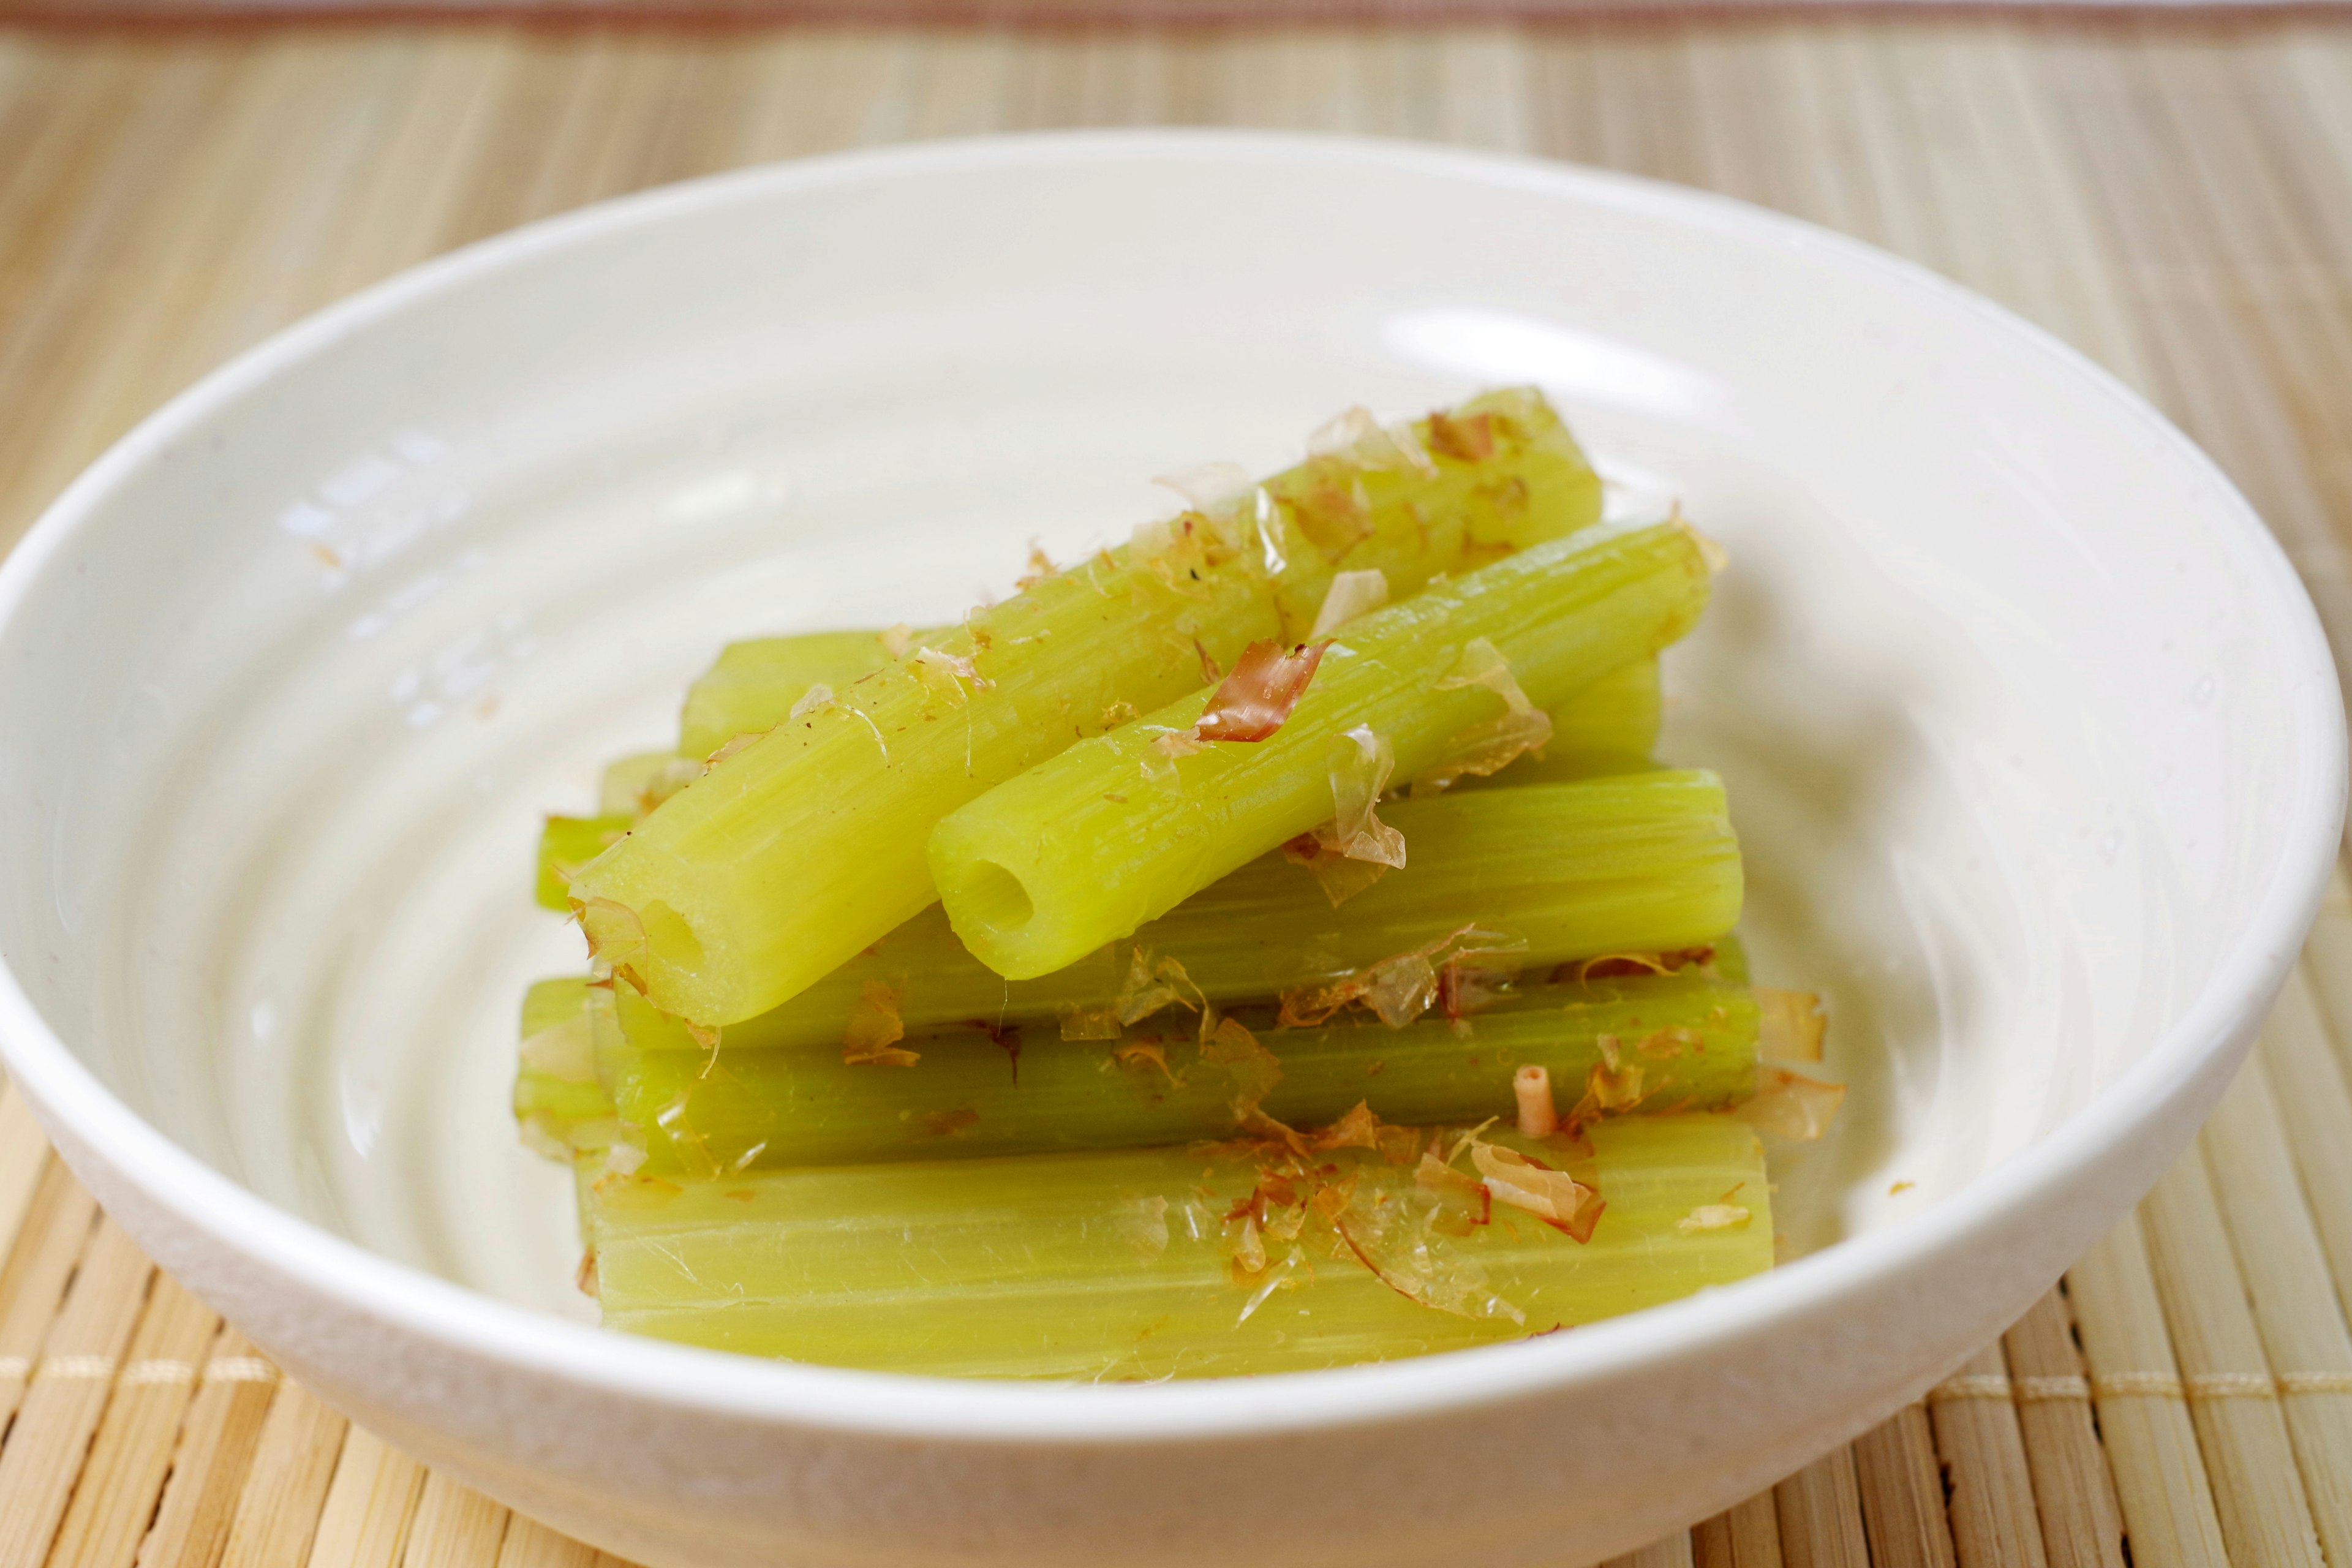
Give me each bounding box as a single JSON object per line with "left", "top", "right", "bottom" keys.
{"left": 534, "top": 815, "right": 633, "bottom": 912}
{"left": 607, "top": 969, "right": 1755, "bottom": 1174}
{"left": 513, "top": 978, "right": 618, "bottom": 1159}
{"left": 932, "top": 519, "right": 1713, "bottom": 979}
{"left": 1490, "top": 657, "right": 1660, "bottom": 783}
{"left": 569, "top": 389, "right": 1602, "bottom": 1026}
{"left": 683, "top": 631, "right": 1659, "bottom": 786}
{"left": 679, "top": 631, "right": 913, "bottom": 760}
{"left": 590, "top": 1115, "right": 1771, "bottom": 1378}
{"left": 630, "top": 773, "right": 1740, "bottom": 1054}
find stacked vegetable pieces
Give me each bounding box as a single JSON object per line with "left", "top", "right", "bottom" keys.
{"left": 516, "top": 390, "right": 1839, "bottom": 1380}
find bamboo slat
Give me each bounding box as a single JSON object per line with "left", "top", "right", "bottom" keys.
{"left": 1772, "top": 1449, "right": 1869, "bottom": 1568}
{"left": 1926, "top": 1349, "right": 2048, "bottom": 1568}
{"left": 2137, "top": 1153, "right": 2326, "bottom": 1567}
{"left": 1691, "top": 1494, "right": 1784, "bottom": 1568}
{"left": 2000, "top": 1290, "right": 2127, "bottom": 1568}
{"left": 45, "top": 1274, "right": 220, "bottom": 1568}
{"left": 217, "top": 1382, "right": 347, "bottom": 1568}
{"left": 400, "top": 1472, "right": 510, "bottom": 1568}
{"left": 1849, "top": 1404, "right": 1956, "bottom": 1568}
{"left": 304, "top": 1428, "right": 427, "bottom": 1568}
{"left": 133, "top": 1329, "right": 282, "bottom": 1568}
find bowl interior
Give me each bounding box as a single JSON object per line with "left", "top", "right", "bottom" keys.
{"left": 0, "top": 137, "right": 2325, "bottom": 1328}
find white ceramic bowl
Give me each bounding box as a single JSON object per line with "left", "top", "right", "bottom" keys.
{"left": 0, "top": 132, "right": 2339, "bottom": 1567}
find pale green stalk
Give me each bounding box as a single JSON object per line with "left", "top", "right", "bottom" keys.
{"left": 570, "top": 388, "right": 1602, "bottom": 1026}
{"left": 678, "top": 631, "right": 911, "bottom": 760}
{"left": 1494, "top": 656, "right": 1660, "bottom": 783}
{"left": 512, "top": 978, "right": 619, "bottom": 1159}
{"left": 606, "top": 968, "right": 1756, "bottom": 1175}
{"left": 628, "top": 772, "right": 1741, "bottom": 1054}
{"left": 931, "top": 519, "right": 1713, "bottom": 979}
{"left": 590, "top": 1115, "right": 1773, "bottom": 1378}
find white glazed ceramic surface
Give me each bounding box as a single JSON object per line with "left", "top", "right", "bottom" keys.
{"left": 0, "top": 133, "right": 2339, "bottom": 1568}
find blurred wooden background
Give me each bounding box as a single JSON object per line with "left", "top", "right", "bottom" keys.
{"left": 4, "top": 15, "right": 2352, "bottom": 1568}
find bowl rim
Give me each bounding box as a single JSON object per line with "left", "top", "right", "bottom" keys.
{"left": 0, "top": 127, "right": 2340, "bottom": 1446}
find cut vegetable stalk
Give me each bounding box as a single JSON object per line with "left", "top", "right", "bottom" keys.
{"left": 570, "top": 388, "right": 1604, "bottom": 1026}
{"left": 1472, "top": 656, "right": 1661, "bottom": 785}
{"left": 679, "top": 630, "right": 927, "bottom": 760}
{"left": 626, "top": 772, "right": 1741, "bottom": 1054}
{"left": 512, "top": 978, "right": 620, "bottom": 1160}
{"left": 930, "top": 518, "right": 1714, "bottom": 979}
{"left": 589, "top": 1115, "right": 1771, "bottom": 1378}
{"left": 605, "top": 967, "right": 1757, "bottom": 1174}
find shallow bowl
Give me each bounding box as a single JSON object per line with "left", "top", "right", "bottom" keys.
{"left": 0, "top": 131, "right": 2340, "bottom": 1567}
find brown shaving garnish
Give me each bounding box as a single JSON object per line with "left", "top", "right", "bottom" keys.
{"left": 909, "top": 647, "right": 991, "bottom": 707}
{"left": 1736, "top": 1065, "right": 1845, "bottom": 1141}
{"left": 1200, "top": 1016, "right": 1289, "bottom": 1139}
{"left": 1279, "top": 924, "right": 1527, "bottom": 1030}
{"left": 1514, "top": 1065, "right": 1558, "bottom": 1137}
{"left": 1191, "top": 638, "right": 1332, "bottom": 744}
{"left": 1308, "top": 1101, "right": 1420, "bottom": 1165}
{"left": 1059, "top": 1004, "right": 1121, "bottom": 1042}
{"left": 1229, "top": 1213, "right": 1268, "bottom": 1280}
{"left": 1676, "top": 1204, "right": 1752, "bottom": 1235}
{"left": 842, "top": 981, "right": 918, "bottom": 1066}
{"left": 1757, "top": 988, "right": 1828, "bottom": 1062}
{"left": 1114, "top": 949, "right": 1207, "bottom": 1028}
{"left": 1635, "top": 1027, "right": 1702, "bottom": 1060}
{"left": 1113, "top": 1038, "right": 1179, "bottom": 1085}
{"left": 1425, "top": 410, "right": 1496, "bottom": 463}
{"left": 1564, "top": 946, "right": 1717, "bottom": 984}
{"left": 1284, "top": 725, "right": 1407, "bottom": 907}
{"left": 918, "top": 1107, "right": 981, "bottom": 1139}
{"left": 1471, "top": 1143, "right": 1604, "bottom": 1243}
{"left": 704, "top": 732, "right": 764, "bottom": 769}
{"left": 877, "top": 624, "right": 914, "bottom": 660}
{"left": 573, "top": 897, "right": 650, "bottom": 995}
{"left": 1014, "top": 541, "right": 1057, "bottom": 591}
{"left": 1308, "top": 568, "right": 1390, "bottom": 638}
{"left": 575, "top": 1250, "right": 598, "bottom": 1295}
{"left": 1411, "top": 638, "right": 1555, "bottom": 796}
{"left": 1285, "top": 468, "right": 1376, "bottom": 559}
{"left": 1193, "top": 637, "right": 1222, "bottom": 685}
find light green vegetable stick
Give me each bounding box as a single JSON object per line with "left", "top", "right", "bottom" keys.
{"left": 682, "top": 631, "right": 1660, "bottom": 780}
{"left": 570, "top": 388, "right": 1603, "bottom": 1026}
{"left": 627, "top": 772, "right": 1741, "bottom": 1054}
{"left": 512, "top": 978, "right": 620, "bottom": 1160}
{"left": 931, "top": 518, "right": 1714, "bottom": 979}
{"left": 679, "top": 631, "right": 913, "bottom": 760}
{"left": 606, "top": 968, "right": 1755, "bottom": 1175}
{"left": 589, "top": 1115, "right": 1772, "bottom": 1378}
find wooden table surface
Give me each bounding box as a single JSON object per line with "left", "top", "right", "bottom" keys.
{"left": 4, "top": 17, "right": 2352, "bottom": 1568}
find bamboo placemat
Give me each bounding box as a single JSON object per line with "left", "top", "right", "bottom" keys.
{"left": 3, "top": 18, "right": 2352, "bottom": 1566}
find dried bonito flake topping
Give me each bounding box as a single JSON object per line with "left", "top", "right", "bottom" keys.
{"left": 842, "top": 981, "right": 918, "bottom": 1067}
{"left": 1309, "top": 568, "right": 1390, "bottom": 638}
{"left": 1756, "top": 988, "right": 1827, "bottom": 1063}
{"left": 908, "top": 646, "right": 992, "bottom": 706}
{"left": 1280, "top": 924, "right": 1527, "bottom": 1030}
{"left": 1306, "top": 406, "right": 1440, "bottom": 477}
{"left": 1284, "top": 725, "right": 1407, "bottom": 907}
{"left": 1194, "top": 638, "right": 1332, "bottom": 743}
{"left": 1412, "top": 638, "right": 1557, "bottom": 796}
{"left": 1562, "top": 946, "right": 1717, "bottom": 984}
{"left": 1425, "top": 410, "right": 1496, "bottom": 463}
{"left": 1113, "top": 948, "right": 1207, "bottom": 1028}
{"left": 1153, "top": 460, "right": 1256, "bottom": 515}
{"left": 1736, "top": 1065, "right": 1845, "bottom": 1141}
{"left": 1470, "top": 1142, "right": 1605, "bottom": 1243}
{"left": 1676, "top": 1204, "right": 1752, "bottom": 1234}
{"left": 1308, "top": 1101, "right": 1420, "bottom": 1165}
{"left": 1014, "top": 540, "right": 1058, "bottom": 591}
{"left": 877, "top": 624, "right": 914, "bottom": 660}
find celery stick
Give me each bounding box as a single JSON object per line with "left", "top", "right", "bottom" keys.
{"left": 630, "top": 772, "right": 1740, "bottom": 1054}
{"left": 534, "top": 815, "right": 633, "bottom": 912}
{"left": 683, "top": 633, "right": 1657, "bottom": 786}
{"left": 1488, "top": 657, "right": 1660, "bottom": 784}
{"left": 607, "top": 970, "right": 1755, "bottom": 1174}
{"left": 678, "top": 631, "right": 913, "bottom": 760}
{"left": 513, "top": 978, "right": 619, "bottom": 1159}
{"left": 598, "top": 752, "right": 695, "bottom": 818}
{"left": 569, "top": 389, "right": 1603, "bottom": 1027}
{"left": 932, "top": 519, "right": 1713, "bottom": 979}
{"left": 590, "top": 1116, "right": 1771, "bottom": 1378}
